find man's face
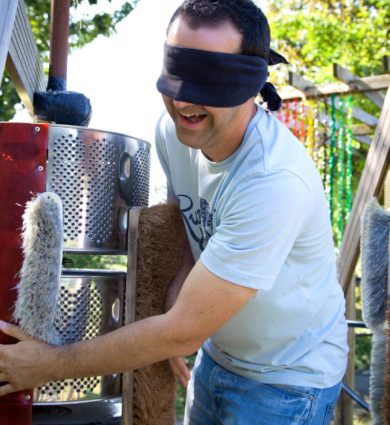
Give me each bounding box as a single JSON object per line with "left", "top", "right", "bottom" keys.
{"left": 163, "top": 17, "right": 256, "bottom": 162}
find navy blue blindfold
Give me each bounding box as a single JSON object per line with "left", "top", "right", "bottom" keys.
{"left": 156, "top": 43, "right": 287, "bottom": 110}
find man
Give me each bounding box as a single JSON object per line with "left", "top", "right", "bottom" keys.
{"left": 0, "top": 1, "right": 348, "bottom": 424}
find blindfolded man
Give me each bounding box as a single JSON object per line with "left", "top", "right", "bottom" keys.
{"left": 0, "top": 1, "right": 348, "bottom": 424}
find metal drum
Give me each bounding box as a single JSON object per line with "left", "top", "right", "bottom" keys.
{"left": 46, "top": 125, "right": 151, "bottom": 253}
{"left": 33, "top": 269, "right": 125, "bottom": 407}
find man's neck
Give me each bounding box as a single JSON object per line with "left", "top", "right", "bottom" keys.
{"left": 201, "top": 103, "right": 257, "bottom": 162}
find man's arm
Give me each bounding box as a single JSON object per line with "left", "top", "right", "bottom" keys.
{"left": 0, "top": 260, "right": 256, "bottom": 396}
{"left": 164, "top": 232, "right": 194, "bottom": 311}
{"left": 164, "top": 233, "right": 194, "bottom": 386}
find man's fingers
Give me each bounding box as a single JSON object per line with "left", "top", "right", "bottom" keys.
{"left": 175, "top": 357, "right": 191, "bottom": 380}
{"left": 168, "top": 357, "right": 191, "bottom": 387}
{"left": 0, "top": 321, "right": 32, "bottom": 342}
{"left": 0, "top": 383, "right": 14, "bottom": 397}
{"left": 0, "top": 372, "right": 7, "bottom": 382}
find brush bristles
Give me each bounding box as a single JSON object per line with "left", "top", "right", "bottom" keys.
{"left": 131, "top": 203, "right": 185, "bottom": 425}
{"left": 384, "top": 306, "right": 390, "bottom": 425}
{"left": 13, "top": 192, "right": 63, "bottom": 345}
{"left": 361, "top": 198, "right": 390, "bottom": 329}
{"left": 370, "top": 326, "right": 386, "bottom": 425}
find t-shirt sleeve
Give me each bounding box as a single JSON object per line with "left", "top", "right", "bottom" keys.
{"left": 200, "top": 170, "right": 311, "bottom": 291}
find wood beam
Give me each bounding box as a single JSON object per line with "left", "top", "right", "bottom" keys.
{"left": 0, "top": 0, "right": 18, "bottom": 85}
{"left": 287, "top": 71, "right": 315, "bottom": 94}
{"left": 335, "top": 102, "right": 378, "bottom": 128}
{"left": 5, "top": 0, "right": 46, "bottom": 117}
{"left": 337, "top": 88, "right": 390, "bottom": 294}
{"left": 352, "top": 124, "right": 373, "bottom": 136}
{"left": 281, "top": 109, "right": 372, "bottom": 137}
{"left": 280, "top": 71, "right": 390, "bottom": 100}
{"left": 333, "top": 63, "right": 385, "bottom": 108}
{"left": 354, "top": 135, "right": 372, "bottom": 146}
{"left": 278, "top": 91, "right": 379, "bottom": 128}
{"left": 322, "top": 98, "right": 378, "bottom": 128}
{"left": 384, "top": 56, "right": 390, "bottom": 72}
{"left": 278, "top": 85, "right": 305, "bottom": 101}
{"left": 281, "top": 72, "right": 380, "bottom": 127}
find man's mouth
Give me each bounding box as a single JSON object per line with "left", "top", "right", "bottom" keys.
{"left": 180, "top": 112, "right": 207, "bottom": 124}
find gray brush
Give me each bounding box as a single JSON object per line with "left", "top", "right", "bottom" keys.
{"left": 370, "top": 327, "right": 386, "bottom": 425}
{"left": 13, "top": 192, "right": 63, "bottom": 345}
{"left": 361, "top": 197, "right": 389, "bottom": 329}
{"left": 361, "top": 197, "right": 390, "bottom": 425}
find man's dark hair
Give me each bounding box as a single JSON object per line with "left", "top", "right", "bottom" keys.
{"left": 168, "top": 0, "right": 270, "bottom": 59}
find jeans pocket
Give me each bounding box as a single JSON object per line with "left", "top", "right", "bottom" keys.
{"left": 268, "top": 383, "right": 316, "bottom": 399}
{"left": 261, "top": 383, "right": 315, "bottom": 424}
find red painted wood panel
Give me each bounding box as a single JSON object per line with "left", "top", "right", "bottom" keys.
{"left": 0, "top": 122, "right": 48, "bottom": 424}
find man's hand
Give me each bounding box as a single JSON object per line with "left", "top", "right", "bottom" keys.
{"left": 168, "top": 356, "right": 191, "bottom": 387}
{"left": 0, "top": 321, "right": 55, "bottom": 396}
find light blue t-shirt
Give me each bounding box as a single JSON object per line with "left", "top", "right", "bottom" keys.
{"left": 155, "top": 104, "right": 348, "bottom": 388}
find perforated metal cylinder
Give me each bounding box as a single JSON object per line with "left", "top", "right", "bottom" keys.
{"left": 33, "top": 270, "right": 125, "bottom": 404}
{"left": 46, "top": 125, "right": 150, "bottom": 253}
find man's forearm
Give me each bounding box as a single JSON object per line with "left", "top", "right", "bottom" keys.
{"left": 52, "top": 313, "right": 196, "bottom": 381}
{"left": 61, "top": 221, "right": 195, "bottom": 380}
{"left": 0, "top": 261, "right": 255, "bottom": 396}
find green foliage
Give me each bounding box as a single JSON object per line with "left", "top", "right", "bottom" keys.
{"left": 268, "top": 0, "right": 390, "bottom": 83}
{"left": 0, "top": 73, "right": 20, "bottom": 121}
{"left": 69, "top": 1, "right": 138, "bottom": 49}
{"left": 63, "top": 253, "right": 127, "bottom": 271}
{"left": 1, "top": 0, "right": 138, "bottom": 120}
{"left": 354, "top": 333, "right": 372, "bottom": 371}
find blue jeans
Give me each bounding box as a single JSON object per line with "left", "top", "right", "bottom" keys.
{"left": 184, "top": 349, "right": 341, "bottom": 425}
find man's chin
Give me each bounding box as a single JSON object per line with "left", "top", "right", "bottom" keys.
{"left": 175, "top": 131, "right": 203, "bottom": 150}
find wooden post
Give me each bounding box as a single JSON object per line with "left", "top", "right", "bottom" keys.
{"left": 0, "top": 0, "right": 18, "bottom": 85}
{"left": 48, "top": 0, "right": 70, "bottom": 83}
{"left": 333, "top": 276, "right": 356, "bottom": 425}
{"left": 338, "top": 88, "right": 390, "bottom": 294}
{"left": 122, "top": 207, "right": 144, "bottom": 425}
{"left": 384, "top": 56, "right": 390, "bottom": 73}
{"left": 344, "top": 277, "right": 356, "bottom": 425}
{"left": 384, "top": 169, "right": 390, "bottom": 209}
